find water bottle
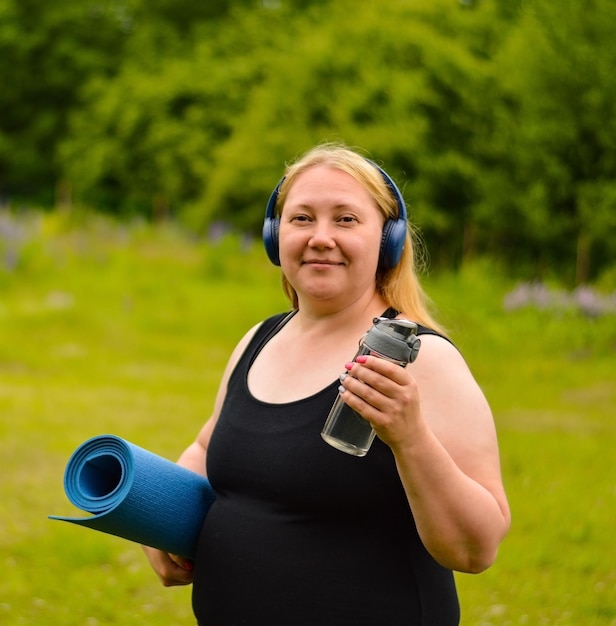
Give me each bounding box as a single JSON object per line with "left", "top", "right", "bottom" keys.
{"left": 321, "top": 317, "right": 421, "bottom": 457}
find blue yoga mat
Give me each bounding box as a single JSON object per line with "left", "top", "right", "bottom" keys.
{"left": 49, "top": 434, "right": 216, "bottom": 559}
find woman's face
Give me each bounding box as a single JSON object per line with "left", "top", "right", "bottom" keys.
{"left": 278, "top": 165, "right": 385, "bottom": 308}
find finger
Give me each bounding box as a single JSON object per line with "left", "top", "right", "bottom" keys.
{"left": 346, "top": 363, "right": 400, "bottom": 400}
{"left": 357, "top": 354, "right": 409, "bottom": 383}
{"left": 342, "top": 374, "right": 385, "bottom": 414}
{"left": 142, "top": 546, "right": 194, "bottom": 587}
{"left": 169, "top": 554, "right": 195, "bottom": 572}
{"left": 159, "top": 559, "right": 194, "bottom": 587}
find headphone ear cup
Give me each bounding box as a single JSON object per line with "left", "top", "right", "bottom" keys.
{"left": 263, "top": 177, "right": 284, "bottom": 266}
{"left": 380, "top": 216, "right": 407, "bottom": 269}
{"left": 262, "top": 216, "right": 281, "bottom": 266}
{"left": 368, "top": 160, "right": 407, "bottom": 270}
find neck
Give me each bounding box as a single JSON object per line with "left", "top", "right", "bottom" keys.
{"left": 294, "top": 292, "right": 389, "bottom": 331}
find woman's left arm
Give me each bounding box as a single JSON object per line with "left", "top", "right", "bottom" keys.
{"left": 340, "top": 335, "right": 511, "bottom": 573}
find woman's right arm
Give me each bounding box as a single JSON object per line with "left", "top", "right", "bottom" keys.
{"left": 142, "top": 323, "right": 262, "bottom": 586}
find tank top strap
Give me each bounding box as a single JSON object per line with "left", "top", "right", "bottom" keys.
{"left": 380, "top": 306, "right": 455, "bottom": 347}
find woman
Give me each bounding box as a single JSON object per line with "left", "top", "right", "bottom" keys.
{"left": 143, "top": 143, "right": 510, "bottom": 625}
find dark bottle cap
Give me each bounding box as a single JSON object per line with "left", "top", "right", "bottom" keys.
{"left": 363, "top": 318, "right": 421, "bottom": 364}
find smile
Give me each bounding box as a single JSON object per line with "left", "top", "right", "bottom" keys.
{"left": 302, "top": 260, "right": 343, "bottom": 266}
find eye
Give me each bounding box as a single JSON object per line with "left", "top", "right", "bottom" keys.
{"left": 338, "top": 214, "right": 358, "bottom": 224}
{"left": 290, "top": 214, "right": 311, "bottom": 223}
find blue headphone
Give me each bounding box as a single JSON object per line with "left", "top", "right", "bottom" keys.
{"left": 262, "top": 160, "right": 408, "bottom": 268}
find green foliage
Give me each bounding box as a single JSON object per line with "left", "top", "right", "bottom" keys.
{"left": 1, "top": 0, "right": 616, "bottom": 281}
{"left": 1, "top": 215, "right": 614, "bottom": 625}
{"left": 58, "top": 4, "right": 277, "bottom": 220}
{"left": 491, "top": 0, "right": 616, "bottom": 282}
{"left": 197, "top": 0, "right": 505, "bottom": 258}
{"left": 0, "top": 0, "right": 130, "bottom": 201}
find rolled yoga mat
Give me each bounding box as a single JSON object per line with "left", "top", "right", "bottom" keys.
{"left": 49, "top": 434, "right": 216, "bottom": 559}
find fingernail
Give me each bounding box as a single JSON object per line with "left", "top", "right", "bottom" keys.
{"left": 339, "top": 372, "right": 348, "bottom": 383}
{"left": 356, "top": 355, "right": 368, "bottom": 363}
{"left": 338, "top": 385, "right": 346, "bottom": 394}
{"left": 344, "top": 362, "right": 354, "bottom": 370}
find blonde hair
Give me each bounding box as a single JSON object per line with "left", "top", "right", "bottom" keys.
{"left": 273, "top": 142, "right": 446, "bottom": 335}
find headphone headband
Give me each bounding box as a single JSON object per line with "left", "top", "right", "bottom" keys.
{"left": 263, "top": 159, "right": 407, "bottom": 268}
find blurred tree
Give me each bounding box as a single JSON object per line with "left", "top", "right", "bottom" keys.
{"left": 0, "top": 0, "right": 131, "bottom": 204}
{"left": 0, "top": 0, "right": 257, "bottom": 208}
{"left": 4, "top": 0, "right": 615, "bottom": 281}
{"left": 59, "top": 5, "right": 275, "bottom": 218}
{"left": 196, "top": 0, "right": 512, "bottom": 269}
{"left": 489, "top": 0, "right": 616, "bottom": 282}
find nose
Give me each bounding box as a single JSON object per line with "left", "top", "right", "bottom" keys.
{"left": 308, "top": 220, "right": 336, "bottom": 249}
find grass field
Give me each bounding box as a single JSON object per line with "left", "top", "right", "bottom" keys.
{"left": 1, "top": 212, "right": 615, "bottom": 625}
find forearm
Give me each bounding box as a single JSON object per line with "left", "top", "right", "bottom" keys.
{"left": 176, "top": 440, "right": 207, "bottom": 476}
{"left": 392, "top": 422, "right": 510, "bottom": 574}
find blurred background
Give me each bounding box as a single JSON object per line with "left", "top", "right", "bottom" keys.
{"left": 1, "top": 0, "right": 615, "bottom": 624}
{"left": 1, "top": 0, "right": 615, "bottom": 284}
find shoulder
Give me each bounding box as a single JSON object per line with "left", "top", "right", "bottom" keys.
{"left": 412, "top": 331, "right": 474, "bottom": 388}
{"left": 408, "top": 327, "right": 488, "bottom": 426}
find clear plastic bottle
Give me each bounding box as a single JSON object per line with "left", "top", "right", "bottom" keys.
{"left": 321, "top": 317, "right": 421, "bottom": 457}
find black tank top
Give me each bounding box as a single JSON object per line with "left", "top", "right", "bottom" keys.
{"left": 192, "top": 313, "right": 460, "bottom": 625}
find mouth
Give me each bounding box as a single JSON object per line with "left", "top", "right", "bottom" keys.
{"left": 301, "top": 259, "right": 343, "bottom": 266}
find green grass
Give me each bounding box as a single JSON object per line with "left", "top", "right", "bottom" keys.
{"left": 1, "top": 212, "right": 615, "bottom": 625}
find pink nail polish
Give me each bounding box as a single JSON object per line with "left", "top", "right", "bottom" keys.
{"left": 344, "top": 362, "right": 354, "bottom": 370}
{"left": 356, "top": 355, "right": 368, "bottom": 364}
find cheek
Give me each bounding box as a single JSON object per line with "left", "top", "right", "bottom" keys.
{"left": 277, "top": 224, "right": 302, "bottom": 262}
{"left": 355, "top": 231, "right": 383, "bottom": 269}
